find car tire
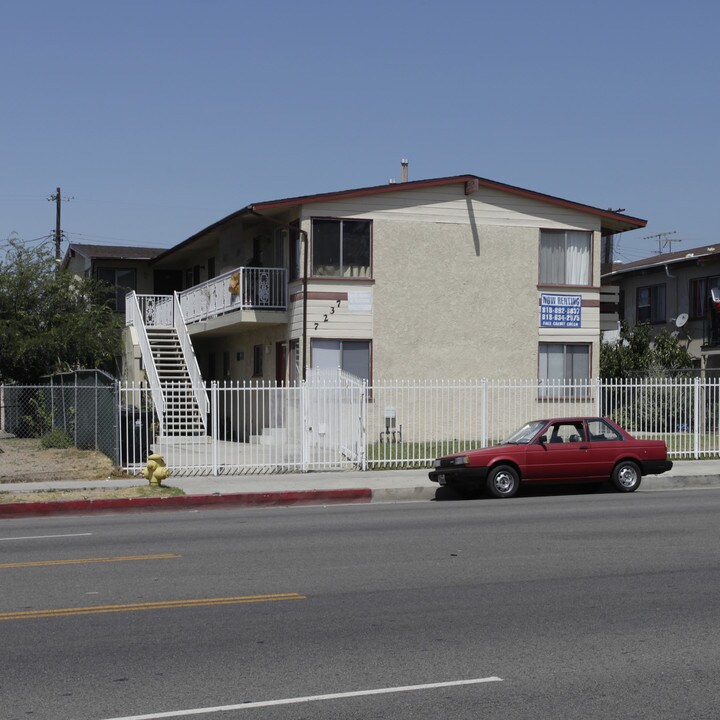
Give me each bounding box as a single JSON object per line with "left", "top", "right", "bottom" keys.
{"left": 487, "top": 465, "right": 520, "bottom": 498}
{"left": 611, "top": 460, "right": 642, "bottom": 492}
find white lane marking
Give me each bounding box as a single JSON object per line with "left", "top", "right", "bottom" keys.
{"left": 101, "top": 677, "right": 503, "bottom": 719}
{"left": 0, "top": 533, "right": 93, "bottom": 541}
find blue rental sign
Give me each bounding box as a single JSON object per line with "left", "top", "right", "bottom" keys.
{"left": 540, "top": 293, "right": 582, "bottom": 328}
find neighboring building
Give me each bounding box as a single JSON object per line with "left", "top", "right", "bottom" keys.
{"left": 118, "top": 173, "right": 645, "bottom": 398}
{"left": 602, "top": 244, "right": 720, "bottom": 370}
{"left": 62, "top": 243, "right": 166, "bottom": 314}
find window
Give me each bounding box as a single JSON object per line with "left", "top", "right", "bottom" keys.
{"left": 587, "top": 419, "right": 623, "bottom": 442}
{"left": 690, "top": 276, "right": 720, "bottom": 319}
{"left": 312, "top": 219, "right": 371, "bottom": 277}
{"left": 546, "top": 421, "right": 586, "bottom": 443}
{"left": 253, "top": 345, "right": 263, "bottom": 377}
{"left": 96, "top": 267, "right": 136, "bottom": 313}
{"left": 539, "top": 230, "right": 591, "bottom": 286}
{"left": 311, "top": 339, "right": 371, "bottom": 382}
{"left": 539, "top": 342, "right": 590, "bottom": 397}
{"left": 636, "top": 284, "right": 666, "bottom": 323}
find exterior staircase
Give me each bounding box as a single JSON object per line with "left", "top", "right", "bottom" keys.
{"left": 146, "top": 327, "right": 206, "bottom": 437}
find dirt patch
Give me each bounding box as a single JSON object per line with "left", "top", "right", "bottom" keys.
{"left": 0, "top": 436, "right": 129, "bottom": 483}
{"left": 0, "top": 485, "right": 184, "bottom": 503}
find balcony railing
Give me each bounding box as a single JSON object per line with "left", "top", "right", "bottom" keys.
{"left": 178, "top": 266, "right": 287, "bottom": 324}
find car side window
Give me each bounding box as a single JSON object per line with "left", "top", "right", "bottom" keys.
{"left": 588, "top": 419, "right": 622, "bottom": 442}
{"left": 548, "top": 422, "right": 586, "bottom": 444}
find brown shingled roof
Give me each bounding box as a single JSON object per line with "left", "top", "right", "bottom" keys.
{"left": 603, "top": 243, "right": 720, "bottom": 279}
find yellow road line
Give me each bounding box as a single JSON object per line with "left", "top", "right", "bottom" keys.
{"left": 0, "top": 553, "right": 180, "bottom": 569}
{"left": 0, "top": 593, "right": 306, "bottom": 621}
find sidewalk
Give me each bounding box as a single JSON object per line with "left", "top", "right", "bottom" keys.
{"left": 1, "top": 461, "right": 719, "bottom": 517}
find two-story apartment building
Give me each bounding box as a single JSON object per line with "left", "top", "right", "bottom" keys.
{"left": 62, "top": 243, "right": 166, "bottom": 314}
{"left": 602, "top": 244, "right": 720, "bottom": 370}
{"left": 116, "top": 174, "right": 645, "bottom": 404}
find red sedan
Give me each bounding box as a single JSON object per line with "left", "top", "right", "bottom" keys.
{"left": 429, "top": 417, "right": 673, "bottom": 498}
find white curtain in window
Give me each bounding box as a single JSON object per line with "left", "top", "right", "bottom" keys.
{"left": 539, "top": 233, "right": 565, "bottom": 284}
{"left": 565, "top": 231, "right": 590, "bottom": 285}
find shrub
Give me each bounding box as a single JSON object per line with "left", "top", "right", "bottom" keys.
{"left": 40, "top": 428, "right": 73, "bottom": 449}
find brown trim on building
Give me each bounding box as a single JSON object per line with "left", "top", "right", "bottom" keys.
{"left": 290, "top": 291, "right": 349, "bottom": 303}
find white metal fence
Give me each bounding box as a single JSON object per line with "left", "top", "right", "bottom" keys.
{"left": 4, "top": 377, "right": 720, "bottom": 476}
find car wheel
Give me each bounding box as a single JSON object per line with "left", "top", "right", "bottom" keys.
{"left": 611, "top": 461, "right": 642, "bottom": 492}
{"left": 487, "top": 465, "right": 520, "bottom": 498}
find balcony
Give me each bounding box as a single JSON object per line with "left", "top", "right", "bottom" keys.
{"left": 179, "top": 265, "right": 287, "bottom": 324}
{"left": 126, "top": 266, "right": 287, "bottom": 330}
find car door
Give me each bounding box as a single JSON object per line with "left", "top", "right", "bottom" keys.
{"left": 525, "top": 421, "right": 590, "bottom": 481}
{"left": 584, "top": 418, "right": 626, "bottom": 477}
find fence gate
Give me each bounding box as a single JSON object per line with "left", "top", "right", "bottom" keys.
{"left": 303, "top": 369, "right": 367, "bottom": 471}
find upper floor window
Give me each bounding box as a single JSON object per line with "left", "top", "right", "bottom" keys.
{"left": 96, "top": 267, "right": 136, "bottom": 313}
{"left": 690, "top": 276, "right": 720, "bottom": 319}
{"left": 312, "top": 219, "right": 371, "bottom": 278}
{"left": 636, "top": 284, "right": 666, "bottom": 323}
{"left": 539, "top": 230, "right": 591, "bottom": 286}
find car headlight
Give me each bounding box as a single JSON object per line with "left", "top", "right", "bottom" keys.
{"left": 452, "top": 456, "right": 468, "bottom": 466}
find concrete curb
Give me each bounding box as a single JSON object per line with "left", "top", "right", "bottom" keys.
{"left": 0, "top": 488, "right": 373, "bottom": 518}
{"left": 1, "top": 475, "right": 719, "bottom": 518}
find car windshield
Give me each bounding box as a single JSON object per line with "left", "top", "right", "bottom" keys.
{"left": 502, "top": 420, "right": 546, "bottom": 444}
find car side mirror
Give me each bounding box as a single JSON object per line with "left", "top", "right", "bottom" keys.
{"left": 539, "top": 435, "right": 548, "bottom": 445}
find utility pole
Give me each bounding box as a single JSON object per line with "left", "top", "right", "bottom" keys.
{"left": 48, "top": 187, "right": 72, "bottom": 261}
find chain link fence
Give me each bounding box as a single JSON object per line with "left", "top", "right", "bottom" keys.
{"left": 1, "top": 372, "right": 118, "bottom": 461}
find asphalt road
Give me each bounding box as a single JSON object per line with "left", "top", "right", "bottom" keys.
{"left": 2, "top": 488, "right": 720, "bottom": 720}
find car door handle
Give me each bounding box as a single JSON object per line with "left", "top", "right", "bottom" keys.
{"left": 579, "top": 445, "right": 590, "bottom": 450}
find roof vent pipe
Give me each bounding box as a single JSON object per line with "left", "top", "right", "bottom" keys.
{"left": 401, "top": 159, "right": 408, "bottom": 183}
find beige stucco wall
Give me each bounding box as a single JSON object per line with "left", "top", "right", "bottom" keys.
{"left": 372, "top": 220, "right": 540, "bottom": 379}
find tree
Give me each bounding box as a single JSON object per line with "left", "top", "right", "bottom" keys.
{"left": 600, "top": 320, "right": 695, "bottom": 379}
{"left": 0, "top": 240, "right": 123, "bottom": 383}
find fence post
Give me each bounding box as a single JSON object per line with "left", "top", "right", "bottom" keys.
{"left": 481, "top": 379, "right": 487, "bottom": 448}
{"left": 694, "top": 377, "right": 700, "bottom": 459}
{"left": 116, "top": 381, "right": 123, "bottom": 467}
{"left": 361, "top": 379, "right": 368, "bottom": 471}
{"left": 596, "top": 377, "right": 602, "bottom": 416}
{"left": 211, "top": 381, "right": 219, "bottom": 476}
{"left": 301, "top": 376, "right": 309, "bottom": 472}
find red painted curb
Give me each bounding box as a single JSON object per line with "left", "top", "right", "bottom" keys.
{"left": 0, "top": 489, "right": 373, "bottom": 518}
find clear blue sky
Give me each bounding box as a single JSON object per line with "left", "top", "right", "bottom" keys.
{"left": 2, "top": 0, "right": 718, "bottom": 263}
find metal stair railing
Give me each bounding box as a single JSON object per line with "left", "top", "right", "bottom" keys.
{"left": 125, "top": 291, "right": 166, "bottom": 429}
{"left": 172, "top": 292, "right": 209, "bottom": 431}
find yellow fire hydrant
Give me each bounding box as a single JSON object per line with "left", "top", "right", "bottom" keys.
{"left": 141, "top": 454, "right": 171, "bottom": 487}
